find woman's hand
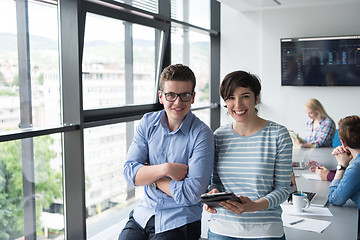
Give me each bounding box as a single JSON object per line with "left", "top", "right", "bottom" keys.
{"left": 218, "top": 195, "right": 254, "bottom": 214}
{"left": 307, "top": 161, "right": 329, "bottom": 180}
{"left": 315, "top": 167, "right": 330, "bottom": 181}
{"left": 307, "top": 160, "right": 323, "bottom": 172}
{"left": 203, "top": 188, "right": 219, "bottom": 214}
{"left": 290, "top": 133, "right": 302, "bottom": 146}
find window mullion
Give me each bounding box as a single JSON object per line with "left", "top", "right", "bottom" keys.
{"left": 182, "top": 0, "right": 190, "bottom": 65}
{"left": 124, "top": 8, "right": 136, "bottom": 199}
{"left": 16, "top": 0, "right": 36, "bottom": 239}
{"left": 210, "top": 0, "right": 221, "bottom": 131}
{"left": 59, "top": 0, "right": 86, "bottom": 239}
{"left": 158, "top": 0, "right": 171, "bottom": 70}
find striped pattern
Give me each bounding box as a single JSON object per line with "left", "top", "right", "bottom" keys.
{"left": 210, "top": 121, "right": 293, "bottom": 225}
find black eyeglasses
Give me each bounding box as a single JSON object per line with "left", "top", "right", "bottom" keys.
{"left": 161, "top": 91, "right": 194, "bottom": 102}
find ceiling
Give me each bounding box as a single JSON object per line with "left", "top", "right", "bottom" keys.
{"left": 217, "top": 0, "right": 359, "bottom": 12}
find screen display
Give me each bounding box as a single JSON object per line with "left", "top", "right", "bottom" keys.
{"left": 281, "top": 36, "right": 360, "bottom": 86}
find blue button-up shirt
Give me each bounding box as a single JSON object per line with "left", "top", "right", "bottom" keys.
{"left": 329, "top": 153, "right": 360, "bottom": 209}
{"left": 123, "top": 110, "right": 214, "bottom": 234}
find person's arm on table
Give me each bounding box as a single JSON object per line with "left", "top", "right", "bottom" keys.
{"left": 328, "top": 146, "right": 357, "bottom": 206}
{"left": 327, "top": 170, "right": 336, "bottom": 182}
{"left": 332, "top": 146, "right": 351, "bottom": 181}
{"left": 308, "top": 161, "right": 330, "bottom": 180}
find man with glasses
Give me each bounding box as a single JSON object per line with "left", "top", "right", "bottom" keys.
{"left": 119, "top": 64, "right": 214, "bottom": 240}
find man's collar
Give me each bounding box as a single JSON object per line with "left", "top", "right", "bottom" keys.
{"left": 159, "top": 110, "right": 193, "bottom": 135}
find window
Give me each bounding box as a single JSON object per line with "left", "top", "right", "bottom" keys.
{"left": 113, "top": 0, "right": 158, "bottom": 14}
{"left": 0, "top": 134, "right": 64, "bottom": 239}
{"left": 0, "top": 1, "right": 219, "bottom": 239}
{"left": 0, "top": 1, "right": 61, "bottom": 132}
{"left": 83, "top": 14, "right": 159, "bottom": 109}
{"left": 0, "top": 1, "right": 19, "bottom": 131}
{"left": 84, "top": 122, "right": 144, "bottom": 238}
{"left": 171, "top": 0, "right": 210, "bottom": 29}
{"left": 28, "top": 2, "right": 61, "bottom": 128}
{"left": 171, "top": 26, "right": 211, "bottom": 108}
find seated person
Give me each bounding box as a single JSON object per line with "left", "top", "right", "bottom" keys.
{"left": 307, "top": 160, "right": 335, "bottom": 182}
{"left": 119, "top": 64, "right": 214, "bottom": 240}
{"left": 290, "top": 98, "right": 336, "bottom": 148}
{"left": 328, "top": 115, "right": 360, "bottom": 209}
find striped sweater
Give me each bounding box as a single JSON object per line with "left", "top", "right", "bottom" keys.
{"left": 209, "top": 121, "right": 293, "bottom": 237}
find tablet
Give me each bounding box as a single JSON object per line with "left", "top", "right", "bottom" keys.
{"left": 289, "top": 131, "right": 304, "bottom": 143}
{"left": 200, "top": 192, "right": 242, "bottom": 208}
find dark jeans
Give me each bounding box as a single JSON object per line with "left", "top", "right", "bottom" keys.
{"left": 118, "top": 210, "right": 201, "bottom": 240}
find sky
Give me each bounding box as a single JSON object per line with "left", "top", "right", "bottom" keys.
{"left": 0, "top": 0, "right": 58, "bottom": 41}
{"left": 0, "top": 1, "right": 18, "bottom": 35}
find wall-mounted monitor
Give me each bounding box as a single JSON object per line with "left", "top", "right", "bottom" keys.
{"left": 281, "top": 35, "right": 360, "bottom": 86}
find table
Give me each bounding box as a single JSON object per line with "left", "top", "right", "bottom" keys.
{"left": 292, "top": 147, "right": 338, "bottom": 170}
{"left": 285, "top": 147, "right": 359, "bottom": 240}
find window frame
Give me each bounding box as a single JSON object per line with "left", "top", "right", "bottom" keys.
{"left": 0, "top": 0, "right": 220, "bottom": 239}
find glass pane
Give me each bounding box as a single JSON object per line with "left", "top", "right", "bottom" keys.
{"left": 133, "top": 24, "right": 157, "bottom": 104}
{"left": 171, "top": 26, "right": 211, "bottom": 108}
{"left": 83, "top": 13, "right": 158, "bottom": 109}
{"left": 0, "top": 134, "right": 64, "bottom": 239}
{"left": 171, "top": 0, "right": 210, "bottom": 29}
{"left": 84, "top": 121, "right": 143, "bottom": 239}
{"left": 0, "top": 1, "right": 19, "bottom": 131}
{"left": 28, "top": 2, "right": 61, "bottom": 128}
{"left": 0, "top": 1, "right": 61, "bottom": 132}
{"left": 112, "top": 0, "right": 158, "bottom": 14}
{"left": 193, "top": 108, "right": 210, "bottom": 128}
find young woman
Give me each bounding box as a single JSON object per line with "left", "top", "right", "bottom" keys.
{"left": 204, "top": 71, "right": 293, "bottom": 240}
{"left": 290, "top": 98, "right": 336, "bottom": 148}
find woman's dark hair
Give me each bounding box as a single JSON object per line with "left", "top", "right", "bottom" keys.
{"left": 338, "top": 115, "right": 360, "bottom": 149}
{"left": 219, "top": 70, "right": 261, "bottom": 102}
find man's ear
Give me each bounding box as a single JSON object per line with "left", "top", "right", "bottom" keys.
{"left": 158, "top": 90, "right": 164, "bottom": 104}
{"left": 191, "top": 91, "right": 196, "bottom": 104}
{"left": 340, "top": 139, "right": 347, "bottom": 148}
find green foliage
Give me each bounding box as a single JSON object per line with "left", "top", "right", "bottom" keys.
{"left": 0, "top": 88, "right": 18, "bottom": 97}
{"left": 12, "top": 75, "right": 19, "bottom": 87}
{"left": 0, "top": 192, "right": 16, "bottom": 240}
{"left": 0, "top": 140, "right": 23, "bottom": 238}
{"left": 37, "top": 73, "right": 44, "bottom": 85}
{"left": 0, "top": 136, "right": 62, "bottom": 239}
{"left": 199, "top": 83, "right": 209, "bottom": 102}
{"left": 0, "top": 71, "right": 6, "bottom": 86}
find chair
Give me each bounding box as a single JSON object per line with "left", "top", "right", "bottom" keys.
{"left": 332, "top": 129, "right": 341, "bottom": 148}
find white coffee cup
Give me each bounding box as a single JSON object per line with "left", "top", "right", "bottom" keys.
{"left": 292, "top": 192, "right": 310, "bottom": 212}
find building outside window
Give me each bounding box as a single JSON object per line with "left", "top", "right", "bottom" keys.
{"left": 0, "top": 0, "right": 219, "bottom": 239}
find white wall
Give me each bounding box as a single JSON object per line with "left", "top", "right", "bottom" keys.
{"left": 220, "top": 2, "right": 360, "bottom": 136}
